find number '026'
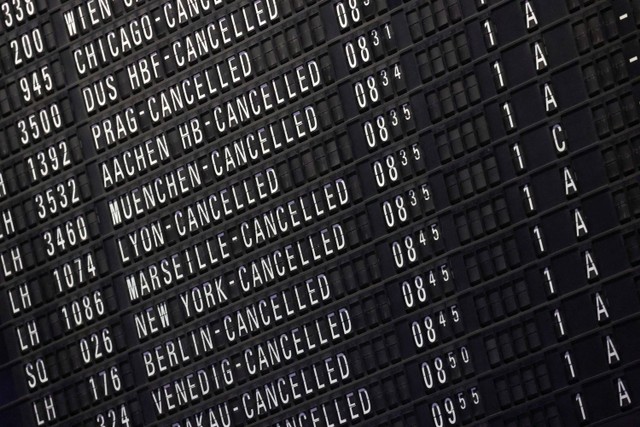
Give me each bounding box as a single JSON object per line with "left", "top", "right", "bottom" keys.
{"left": 88, "top": 365, "right": 122, "bottom": 401}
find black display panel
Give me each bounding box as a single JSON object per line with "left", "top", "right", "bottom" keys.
{"left": 0, "top": 0, "right": 639, "bottom": 426}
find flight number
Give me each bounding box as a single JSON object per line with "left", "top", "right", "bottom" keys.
{"left": 80, "top": 327, "right": 114, "bottom": 366}
{"left": 33, "top": 176, "right": 81, "bottom": 219}
{"left": 18, "top": 64, "right": 54, "bottom": 103}
{"left": 25, "top": 140, "right": 72, "bottom": 182}
{"left": 10, "top": 26, "right": 44, "bottom": 66}
{"left": 60, "top": 290, "right": 106, "bottom": 332}
{"left": 52, "top": 251, "right": 98, "bottom": 294}
{"left": 17, "top": 101, "right": 62, "bottom": 145}
{"left": 96, "top": 404, "right": 131, "bottom": 427}
{"left": 42, "top": 214, "right": 89, "bottom": 257}
{"left": 1, "top": 0, "right": 36, "bottom": 29}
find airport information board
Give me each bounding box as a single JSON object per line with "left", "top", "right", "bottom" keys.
{"left": 0, "top": 0, "right": 639, "bottom": 425}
